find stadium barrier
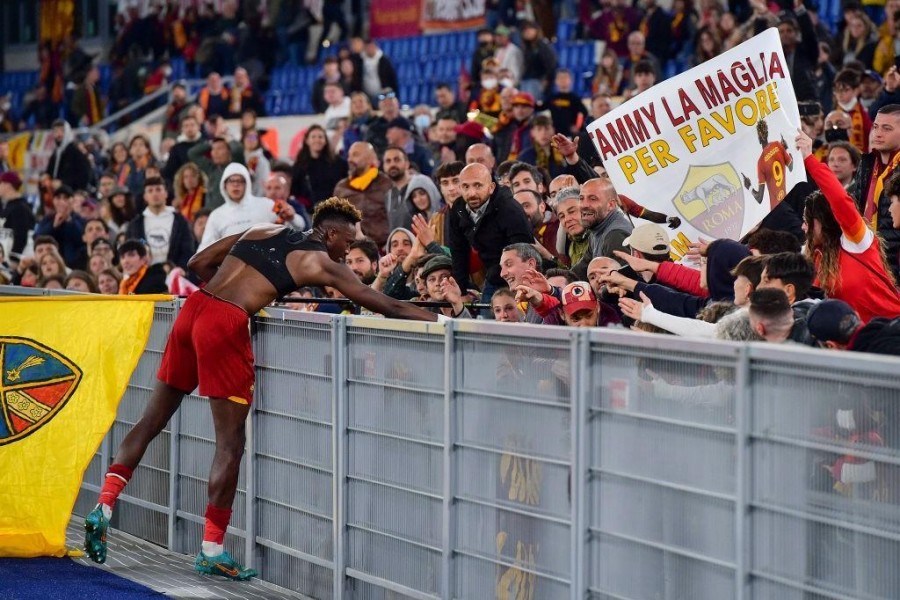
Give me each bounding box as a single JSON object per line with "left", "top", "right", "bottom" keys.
{"left": 34, "top": 294, "right": 899, "bottom": 599}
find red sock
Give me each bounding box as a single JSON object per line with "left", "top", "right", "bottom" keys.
{"left": 98, "top": 464, "right": 133, "bottom": 509}
{"left": 203, "top": 504, "right": 232, "bottom": 545}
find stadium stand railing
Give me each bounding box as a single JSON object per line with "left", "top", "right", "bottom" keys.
{"left": 2, "top": 285, "right": 893, "bottom": 600}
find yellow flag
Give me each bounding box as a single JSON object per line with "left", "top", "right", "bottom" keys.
{"left": 0, "top": 295, "right": 169, "bottom": 557}
{"left": 6, "top": 133, "right": 30, "bottom": 172}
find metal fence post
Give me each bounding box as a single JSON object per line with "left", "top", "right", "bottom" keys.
{"left": 166, "top": 299, "right": 182, "bottom": 551}
{"left": 734, "top": 346, "right": 752, "bottom": 600}
{"left": 441, "top": 320, "right": 457, "bottom": 600}
{"left": 570, "top": 330, "right": 590, "bottom": 600}
{"left": 332, "top": 317, "right": 349, "bottom": 599}
{"left": 244, "top": 384, "right": 257, "bottom": 568}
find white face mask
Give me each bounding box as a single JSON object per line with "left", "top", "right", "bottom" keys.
{"left": 837, "top": 98, "right": 858, "bottom": 111}
{"left": 482, "top": 78, "right": 498, "bottom": 90}
{"left": 500, "top": 78, "right": 515, "bottom": 88}
{"left": 162, "top": 66, "right": 172, "bottom": 77}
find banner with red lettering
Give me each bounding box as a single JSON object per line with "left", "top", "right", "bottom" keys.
{"left": 421, "top": 0, "right": 486, "bottom": 32}
{"left": 587, "top": 29, "right": 805, "bottom": 254}
{"left": 370, "top": 0, "right": 422, "bottom": 38}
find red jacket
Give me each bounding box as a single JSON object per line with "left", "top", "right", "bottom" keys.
{"left": 657, "top": 262, "right": 708, "bottom": 298}
{"left": 806, "top": 155, "right": 900, "bottom": 323}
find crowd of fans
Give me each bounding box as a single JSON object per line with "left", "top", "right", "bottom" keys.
{"left": 0, "top": 0, "right": 899, "bottom": 360}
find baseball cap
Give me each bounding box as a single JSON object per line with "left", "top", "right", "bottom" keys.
{"left": 386, "top": 117, "right": 413, "bottom": 132}
{"left": 623, "top": 223, "right": 670, "bottom": 255}
{"left": 805, "top": 299, "right": 860, "bottom": 344}
{"left": 53, "top": 184, "right": 74, "bottom": 198}
{"left": 862, "top": 69, "right": 883, "bottom": 85}
{"left": 454, "top": 120, "right": 486, "bottom": 140}
{"left": 0, "top": 171, "right": 22, "bottom": 189}
{"left": 512, "top": 92, "right": 536, "bottom": 107}
{"left": 561, "top": 282, "right": 597, "bottom": 316}
{"left": 421, "top": 255, "right": 453, "bottom": 280}
{"left": 495, "top": 25, "right": 512, "bottom": 37}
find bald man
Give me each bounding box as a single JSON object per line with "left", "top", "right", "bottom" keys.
{"left": 333, "top": 141, "right": 393, "bottom": 247}
{"left": 571, "top": 177, "right": 633, "bottom": 279}
{"left": 447, "top": 163, "right": 534, "bottom": 298}
{"left": 465, "top": 143, "right": 496, "bottom": 172}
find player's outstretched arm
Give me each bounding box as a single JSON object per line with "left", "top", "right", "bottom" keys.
{"left": 188, "top": 230, "right": 248, "bottom": 282}
{"left": 322, "top": 259, "right": 439, "bottom": 322}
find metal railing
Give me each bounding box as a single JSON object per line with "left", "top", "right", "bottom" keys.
{"left": 61, "top": 300, "right": 900, "bottom": 599}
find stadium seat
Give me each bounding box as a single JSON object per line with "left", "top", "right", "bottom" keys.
{"left": 556, "top": 19, "right": 577, "bottom": 42}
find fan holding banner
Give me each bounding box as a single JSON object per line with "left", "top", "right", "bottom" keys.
{"left": 587, "top": 28, "right": 805, "bottom": 258}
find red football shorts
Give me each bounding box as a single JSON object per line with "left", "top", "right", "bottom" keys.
{"left": 157, "top": 289, "right": 255, "bottom": 404}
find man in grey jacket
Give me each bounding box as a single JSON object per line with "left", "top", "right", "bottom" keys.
{"left": 571, "top": 177, "right": 633, "bottom": 279}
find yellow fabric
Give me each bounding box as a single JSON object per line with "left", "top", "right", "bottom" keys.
{"left": 0, "top": 295, "right": 160, "bottom": 557}
{"left": 348, "top": 166, "right": 379, "bottom": 191}
{"left": 6, "top": 134, "right": 31, "bottom": 172}
{"left": 870, "top": 150, "right": 900, "bottom": 227}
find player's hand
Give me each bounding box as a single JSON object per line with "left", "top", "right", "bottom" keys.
{"left": 552, "top": 133, "right": 579, "bottom": 162}
{"left": 600, "top": 270, "right": 637, "bottom": 293}
{"left": 619, "top": 291, "right": 653, "bottom": 321}
{"left": 795, "top": 128, "right": 813, "bottom": 159}
{"left": 377, "top": 254, "right": 396, "bottom": 278}
{"left": 613, "top": 249, "right": 657, "bottom": 273}
{"left": 667, "top": 216, "right": 681, "bottom": 229}
{"left": 411, "top": 213, "right": 435, "bottom": 247}
{"left": 521, "top": 268, "right": 552, "bottom": 294}
{"left": 515, "top": 284, "right": 544, "bottom": 306}
{"left": 686, "top": 237, "right": 710, "bottom": 260}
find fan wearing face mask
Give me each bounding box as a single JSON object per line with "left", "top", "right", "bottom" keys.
{"left": 832, "top": 68, "right": 871, "bottom": 154}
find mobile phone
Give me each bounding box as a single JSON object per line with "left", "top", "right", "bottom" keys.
{"left": 894, "top": 54, "right": 900, "bottom": 71}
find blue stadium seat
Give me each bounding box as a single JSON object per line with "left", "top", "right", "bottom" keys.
{"left": 556, "top": 19, "right": 577, "bottom": 42}
{"left": 558, "top": 45, "right": 573, "bottom": 68}
{"left": 577, "top": 43, "right": 594, "bottom": 69}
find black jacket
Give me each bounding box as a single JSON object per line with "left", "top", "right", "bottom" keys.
{"left": 45, "top": 143, "right": 92, "bottom": 191}
{"left": 125, "top": 211, "right": 195, "bottom": 270}
{"left": 447, "top": 185, "right": 534, "bottom": 290}
{"left": 521, "top": 39, "right": 557, "bottom": 87}
{"left": 132, "top": 263, "right": 169, "bottom": 294}
{"left": 291, "top": 155, "right": 349, "bottom": 206}
{"left": 853, "top": 153, "right": 900, "bottom": 278}
{"left": 0, "top": 197, "right": 36, "bottom": 258}
{"left": 163, "top": 138, "right": 203, "bottom": 182}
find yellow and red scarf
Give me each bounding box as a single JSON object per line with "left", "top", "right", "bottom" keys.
{"left": 119, "top": 265, "right": 148, "bottom": 295}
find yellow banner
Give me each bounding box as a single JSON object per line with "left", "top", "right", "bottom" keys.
{"left": 0, "top": 295, "right": 166, "bottom": 557}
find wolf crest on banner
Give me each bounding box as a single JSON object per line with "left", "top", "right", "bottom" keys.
{"left": 672, "top": 163, "right": 745, "bottom": 239}
{"left": 0, "top": 337, "right": 82, "bottom": 445}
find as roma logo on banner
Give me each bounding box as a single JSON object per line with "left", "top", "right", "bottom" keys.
{"left": 0, "top": 337, "right": 82, "bottom": 445}
{"left": 672, "top": 163, "right": 745, "bottom": 239}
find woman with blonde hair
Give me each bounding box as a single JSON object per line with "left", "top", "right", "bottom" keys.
{"left": 841, "top": 10, "right": 879, "bottom": 67}
{"left": 173, "top": 162, "right": 208, "bottom": 222}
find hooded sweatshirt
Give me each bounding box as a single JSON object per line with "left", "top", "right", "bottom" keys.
{"left": 199, "top": 163, "right": 306, "bottom": 250}
{"left": 403, "top": 174, "right": 442, "bottom": 219}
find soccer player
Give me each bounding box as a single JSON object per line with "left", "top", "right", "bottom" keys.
{"left": 84, "top": 198, "right": 438, "bottom": 579}
{"left": 742, "top": 118, "right": 794, "bottom": 210}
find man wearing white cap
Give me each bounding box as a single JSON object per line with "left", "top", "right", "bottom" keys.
{"left": 621, "top": 223, "right": 671, "bottom": 282}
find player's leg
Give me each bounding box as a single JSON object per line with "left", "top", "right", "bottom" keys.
{"left": 84, "top": 381, "right": 187, "bottom": 563}
{"left": 194, "top": 396, "right": 256, "bottom": 581}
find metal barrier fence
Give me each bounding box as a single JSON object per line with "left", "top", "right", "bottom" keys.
{"left": 65, "top": 302, "right": 900, "bottom": 600}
